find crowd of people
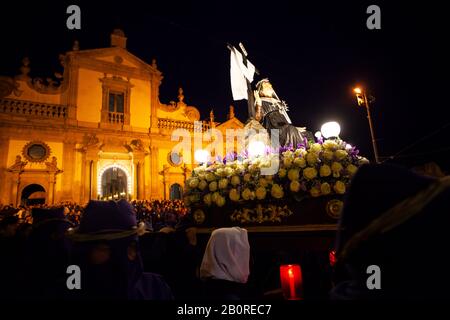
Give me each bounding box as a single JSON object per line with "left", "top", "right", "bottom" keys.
{"left": 1, "top": 163, "right": 450, "bottom": 300}
{"left": 0, "top": 199, "right": 189, "bottom": 230}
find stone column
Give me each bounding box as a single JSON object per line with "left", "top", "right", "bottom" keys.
{"left": 0, "top": 138, "right": 9, "bottom": 204}
{"left": 150, "top": 146, "right": 159, "bottom": 199}
{"left": 61, "top": 140, "right": 76, "bottom": 201}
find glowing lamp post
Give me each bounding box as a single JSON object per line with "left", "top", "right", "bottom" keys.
{"left": 320, "top": 121, "right": 341, "bottom": 139}
{"left": 248, "top": 140, "right": 266, "bottom": 159}
{"left": 354, "top": 87, "right": 380, "bottom": 163}
{"left": 194, "top": 149, "right": 210, "bottom": 166}
{"left": 279, "top": 264, "right": 303, "bottom": 300}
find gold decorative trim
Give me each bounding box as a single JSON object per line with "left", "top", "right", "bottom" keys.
{"left": 326, "top": 199, "right": 343, "bottom": 219}
{"left": 167, "top": 150, "right": 183, "bottom": 167}
{"left": 193, "top": 209, "right": 206, "bottom": 224}
{"left": 22, "top": 141, "right": 51, "bottom": 163}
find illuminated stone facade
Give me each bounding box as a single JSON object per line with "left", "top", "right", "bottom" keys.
{"left": 0, "top": 30, "right": 243, "bottom": 205}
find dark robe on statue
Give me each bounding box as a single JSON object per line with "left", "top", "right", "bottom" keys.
{"left": 260, "top": 98, "right": 303, "bottom": 148}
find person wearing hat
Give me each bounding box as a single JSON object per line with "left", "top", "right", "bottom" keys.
{"left": 69, "top": 199, "right": 173, "bottom": 300}
{"left": 331, "top": 163, "right": 450, "bottom": 299}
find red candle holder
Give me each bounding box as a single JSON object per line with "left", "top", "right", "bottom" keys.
{"left": 329, "top": 250, "right": 337, "bottom": 267}
{"left": 279, "top": 264, "right": 303, "bottom": 300}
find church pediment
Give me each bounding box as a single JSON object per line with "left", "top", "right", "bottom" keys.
{"left": 69, "top": 47, "right": 159, "bottom": 75}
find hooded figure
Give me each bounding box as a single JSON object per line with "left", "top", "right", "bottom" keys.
{"left": 200, "top": 227, "right": 250, "bottom": 300}
{"left": 69, "top": 200, "right": 173, "bottom": 300}
{"left": 332, "top": 163, "right": 450, "bottom": 299}
{"left": 24, "top": 207, "right": 73, "bottom": 299}
{"left": 254, "top": 79, "right": 305, "bottom": 148}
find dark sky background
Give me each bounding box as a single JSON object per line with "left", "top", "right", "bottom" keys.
{"left": 1, "top": 1, "right": 449, "bottom": 170}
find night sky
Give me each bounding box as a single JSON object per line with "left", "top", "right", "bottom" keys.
{"left": 1, "top": 1, "right": 449, "bottom": 170}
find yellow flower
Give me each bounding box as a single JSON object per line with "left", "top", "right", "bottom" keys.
{"left": 283, "top": 150, "right": 294, "bottom": 158}
{"left": 229, "top": 189, "right": 240, "bottom": 202}
{"left": 255, "top": 187, "right": 267, "bottom": 200}
{"left": 211, "top": 192, "right": 219, "bottom": 202}
{"left": 335, "top": 150, "right": 348, "bottom": 161}
{"left": 203, "top": 193, "right": 212, "bottom": 206}
{"left": 231, "top": 175, "right": 240, "bottom": 186}
{"left": 323, "top": 140, "right": 338, "bottom": 150}
{"left": 319, "top": 165, "right": 332, "bottom": 177}
{"left": 290, "top": 180, "right": 301, "bottom": 192}
{"left": 288, "top": 168, "right": 300, "bottom": 181}
{"left": 346, "top": 164, "right": 358, "bottom": 176}
{"left": 184, "top": 196, "right": 191, "bottom": 206}
{"left": 334, "top": 181, "right": 346, "bottom": 194}
{"left": 198, "top": 180, "right": 208, "bottom": 191}
{"left": 224, "top": 167, "right": 234, "bottom": 177}
{"left": 358, "top": 157, "right": 370, "bottom": 165}
{"left": 320, "top": 182, "right": 331, "bottom": 195}
{"left": 258, "top": 177, "right": 269, "bottom": 188}
{"left": 243, "top": 173, "right": 252, "bottom": 182}
{"left": 294, "top": 157, "right": 307, "bottom": 168}
{"left": 271, "top": 184, "right": 284, "bottom": 199}
{"left": 206, "top": 172, "right": 216, "bottom": 182}
{"left": 303, "top": 167, "right": 318, "bottom": 180}
{"left": 218, "top": 178, "right": 228, "bottom": 189}
{"left": 294, "top": 148, "right": 307, "bottom": 157}
{"left": 242, "top": 188, "right": 252, "bottom": 201}
{"left": 310, "top": 143, "right": 322, "bottom": 153}
{"left": 278, "top": 168, "right": 287, "bottom": 178}
{"left": 209, "top": 181, "right": 218, "bottom": 192}
{"left": 283, "top": 157, "right": 293, "bottom": 168}
{"left": 190, "top": 194, "right": 200, "bottom": 203}
{"left": 310, "top": 187, "right": 321, "bottom": 197}
{"left": 331, "top": 162, "right": 343, "bottom": 173}
{"left": 216, "top": 195, "right": 226, "bottom": 207}
{"left": 322, "top": 150, "right": 334, "bottom": 161}
{"left": 188, "top": 178, "right": 199, "bottom": 189}
{"left": 306, "top": 152, "right": 319, "bottom": 165}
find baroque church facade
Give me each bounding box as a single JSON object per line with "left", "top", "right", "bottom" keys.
{"left": 0, "top": 30, "right": 243, "bottom": 206}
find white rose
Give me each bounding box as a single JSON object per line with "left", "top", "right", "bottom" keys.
{"left": 188, "top": 178, "right": 199, "bottom": 189}
{"left": 335, "top": 150, "right": 348, "bottom": 161}
{"left": 271, "top": 184, "right": 284, "bottom": 199}
{"left": 203, "top": 193, "right": 212, "bottom": 206}
{"left": 209, "top": 181, "right": 218, "bottom": 192}
{"left": 310, "top": 187, "right": 321, "bottom": 197}
{"left": 218, "top": 178, "right": 228, "bottom": 189}
{"left": 346, "top": 164, "right": 358, "bottom": 175}
{"left": 294, "top": 157, "right": 307, "bottom": 168}
{"left": 242, "top": 188, "right": 252, "bottom": 201}
{"left": 288, "top": 168, "right": 300, "bottom": 181}
{"left": 229, "top": 189, "right": 240, "bottom": 202}
{"left": 334, "top": 181, "right": 346, "bottom": 194}
{"left": 216, "top": 195, "right": 226, "bottom": 207}
{"left": 319, "top": 165, "right": 332, "bottom": 177}
{"left": 290, "top": 180, "right": 301, "bottom": 192}
{"left": 198, "top": 180, "right": 208, "bottom": 191}
{"left": 303, "top": 167, "right": 318, "bottom": 180}
{"left": 320, "top": 182, "right": 331, "bottom": 195}
{"left": 231, "top": 175, "right": 241, "bottom": 186}
{"left": 306, "top": 152, "right": 319, "bottom": 166}
{"left": 255, "top": 187, "right": 267, "bottom": 200}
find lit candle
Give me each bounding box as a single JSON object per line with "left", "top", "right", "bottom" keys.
{"left": 280, "top": 264, "right": 302, "bottom": 300}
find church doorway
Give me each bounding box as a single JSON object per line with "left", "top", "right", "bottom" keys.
{"left": 21, "top": 184, "right": 46, "bottom": 206}
{"left": 169, "top": 183, "right": 183, "bottom": 200}
{"left": 100, "top": 167, "right": 129, "bottom": 200}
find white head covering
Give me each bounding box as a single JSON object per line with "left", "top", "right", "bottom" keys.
{"left": 200, "top": 227, "right": 250, "bottom": 284}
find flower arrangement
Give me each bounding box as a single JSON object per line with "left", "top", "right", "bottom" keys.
{"left": 184, "top": 138, "right": 368, "bottom": 223}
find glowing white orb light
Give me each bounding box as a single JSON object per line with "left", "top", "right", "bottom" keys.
{"left": 248, "top": 140, "right": 266, "bottom": 158}
{"left": 321, "top": 121, "right": 341, "bottom": 139}
{"left": 194, "top": 149, "right": 210, "bottom": 164}
{"left": 314, "top": 131, "right": 322, "bottom": 139}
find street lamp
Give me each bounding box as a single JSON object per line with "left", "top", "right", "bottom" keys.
{"left": 353, "top": 87, "right": 380, "bottom": 163}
